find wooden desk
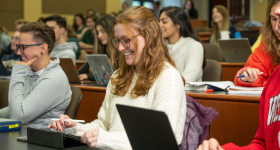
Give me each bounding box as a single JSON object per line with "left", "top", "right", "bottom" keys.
{"left": 72, "top": 84, "right": 260, "bottom": 147}
{"left": 71, "top": 83, "right": 106, "bottom": 123}
{"left": 186, "top": 91, "right": 260, "bottom": 146}
{"left": 198, "top": 32, "right": 211, "bottom": 43}
{"left": 76, "top": 60, "right": 87, "bottom": 70}
{"left": 220, "top": 62, "right": 245, "bottom": 82}
{"left": 191, "top": 19, "right": 207, "bottom": 29}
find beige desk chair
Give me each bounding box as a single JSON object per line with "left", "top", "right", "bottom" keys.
{"left": 202, "top": 59, "right": 223, "bottom": 81}
{"left": 65, "top": 86, "right": 83, "bottom": 119}
{"left": 203, "top": 43, "right": 224, "bottom": 62}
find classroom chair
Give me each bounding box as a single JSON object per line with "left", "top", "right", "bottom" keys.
{"left": 65, "top": 86, "right": 83, "bottom": 119}
{"left": 203, "top": 43, "right": 224, "bottom": 62}
{"left": 202, "top": 59, "right": 223, "bottom": 81}
{"left": 0, "top": 80, "right": 9, "bottom": 109}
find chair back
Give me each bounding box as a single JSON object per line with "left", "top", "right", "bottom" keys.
{"left": 65, "top": 86, "right": 83, "bottom": 119}
{"left": 203, "top": 44, "right": 224, "bottom": 62}
{"left": 202, "top": 59, "right": 223, "bottom": 81}
{"left": 0, "top": 80, "right": 9, "bottom": 109}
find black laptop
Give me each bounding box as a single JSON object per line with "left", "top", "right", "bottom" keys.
{"left": 116, "top": 104, "right": 179, "bottom": 150}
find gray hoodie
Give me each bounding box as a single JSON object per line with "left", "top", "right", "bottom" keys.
{"left": 0, "top": 57, "right": 72, "bottom": 129}
{"left": 50, "top": 42, "right": 77, "bottom": 64}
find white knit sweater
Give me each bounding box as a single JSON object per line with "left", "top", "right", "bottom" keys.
{"left": 167, "top": 37, "right": 204, "bottom": 82}
{"left": 69, "top": 63, "right": 186, "bottom": 150}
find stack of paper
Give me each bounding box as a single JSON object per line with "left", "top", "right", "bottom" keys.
{"left": 227, "top": 86, "right": 264, "bottom": 94}
{"left": 185, "top": 81, "right": 235, "bottom": 91}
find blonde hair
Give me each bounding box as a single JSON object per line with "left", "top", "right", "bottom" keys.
{"left": 262, "top": 0, "right": 280, "bottom": 67}
{"left": 210, "top": 5, "right": 229, "bottom": 44}
{"left": 110, "top": 6, "right": 184, "bottom": 98}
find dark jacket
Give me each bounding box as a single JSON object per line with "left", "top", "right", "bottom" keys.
{"left": 78, "top": 62, "right": 95, "bottom": 81}
{"left": 2, "top": 52, "right": 22, "bottom": 75}
{"left": 179, "top": 95, "right": 218, "bottom": 150}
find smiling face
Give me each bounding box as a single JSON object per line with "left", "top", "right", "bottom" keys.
{"left": 270, "top": 3, "right": 280, "bottom": 40}
{"left": 17, "top": 32, "right": 42, "bottom": 65}
{"left": 86, "top": 18, "right": 95, "bottom": 30}
{"left": 96, "top": 25, "right": 109, "bottom": 45}
{"left": 159, "top": 11, "right": 180, "bottom": 39}
{"left": 212, "top": 8, "right": 223, "bottom": 24}
{"left": 113, "top": 23, "right": 145, "bottom": 69}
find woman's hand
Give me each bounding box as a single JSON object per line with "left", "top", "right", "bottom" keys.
{"left": 47, "top": 115, "right": 76, "bottom": 132}
{"left": 240, "top": 68, "right": 261, "bottom": 83}
{"left": 79, "top": 74, "right": 88, "bottom": 81}
{"left": 16, "top": 57, "right": 37, "bottom": 67}
{"left": 196, "top": 138, "right": 224, "bottom": 150}
{"left": 81, "top": 128, "right": 99, "bottom": 148}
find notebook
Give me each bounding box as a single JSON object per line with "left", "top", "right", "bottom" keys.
{"left": 116, "top": 104, "right": 180, "bottom": 150}
{"left": 218, "top": 38, "right": 252, "bottom": 62}
{"left": 86, "top": 54, "right": 114, "bottom": 85}
{"left": 59, "top": 58, "right": 81, "bottom": 83}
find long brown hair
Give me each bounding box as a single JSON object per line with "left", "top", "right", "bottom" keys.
{"left": 110, "top": 6, "right": 184, "bottom": 98}
{"left": 262, "top": 0, "right": 280, "bottom": 67}
{"left": 210, "top": 5, "right": 229, "bottom": 44}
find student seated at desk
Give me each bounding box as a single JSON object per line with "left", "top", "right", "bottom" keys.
{"left": 73, "top": 13, "right": 88, "bottom": 40}
{"left": 159, "top": 6, "right": 205, "bottom": 82}
{"left": 48, "top": 6, "right": 186, "bottom": 149}
{"left": 197, "top": 8, "right": 280, "bottom": 148}
{"left": 208, "top": 5, "right": 237, "bottom": 44}
{"left": 2, "top": 31, "right": 22, "bottom": 75}
{"left": 79, "top": 15, "right": 98, "bottom": 49}
{"left": 234, "top": 0, "right": 280, "bottom": 87}
{"left": 45, "top": 15, "right": 77, "bottom": 64}
{"left": 79, "top": 15, "right": 116, "bottom": 81}
{"left": 0, "top": 22, "right": 71, "bottom": 129}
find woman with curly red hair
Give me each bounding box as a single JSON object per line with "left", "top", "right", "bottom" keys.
{"left": 48, "top": 6, "right": 186, "bottom": 149}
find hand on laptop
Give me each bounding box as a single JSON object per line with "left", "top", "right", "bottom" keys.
{"left": 81, "top": 128, "right": 99, "bottom": 148}
{"left": 47, "top": 115, "right": 76, "bottom": 132}
{"left": 196, "top": 138, "right": 224, "bottom": 150}
{"left": 79, "top": 74, "right": 88, "bottom": 81}
{"left": 240, "top": 68, "right": 261, "bottom": 82}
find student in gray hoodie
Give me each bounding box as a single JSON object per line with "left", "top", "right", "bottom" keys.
{"left": 0, "top": 22, "right": 72, "bottom": 129}
{"left": 45, "top": 15, "right": 76, "bottom": 64}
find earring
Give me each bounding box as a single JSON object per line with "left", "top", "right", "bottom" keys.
{"left": 41, "top": 52, "right": 43, "bottom": 56}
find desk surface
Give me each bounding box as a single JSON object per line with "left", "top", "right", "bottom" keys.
{"left": 0, "top": 127, "right": 94, "bottom": 150}
{"left": 71, "top": 83, "right": 260, "bottom": 102}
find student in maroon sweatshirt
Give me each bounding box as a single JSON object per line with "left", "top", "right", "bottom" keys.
{"left": 196, "top": 1, "right": 280, "bottom": 149}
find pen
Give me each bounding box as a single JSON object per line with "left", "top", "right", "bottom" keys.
{"left": 237, "top": 72, "right": 263, "bottom": 78}
{"left": 50, "top": 118, "right": 85, "bottom": 123}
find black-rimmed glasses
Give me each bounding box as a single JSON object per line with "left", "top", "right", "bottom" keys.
{"left": 16, "top": 44, "right": 43, "bottom": 53}
{"left": 110, "top": 34, "right": 141, "bottom": 49}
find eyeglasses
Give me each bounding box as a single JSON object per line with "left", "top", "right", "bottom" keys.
{"left": 110, "top": 34, "right": 141, "bottom": 49}
{"left": 16, "top": 44, "right": 43, "bottom": 53}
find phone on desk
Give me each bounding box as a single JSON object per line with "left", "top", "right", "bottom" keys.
{"left": 17, "top": 136, "right": 28, "bottom": 142}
